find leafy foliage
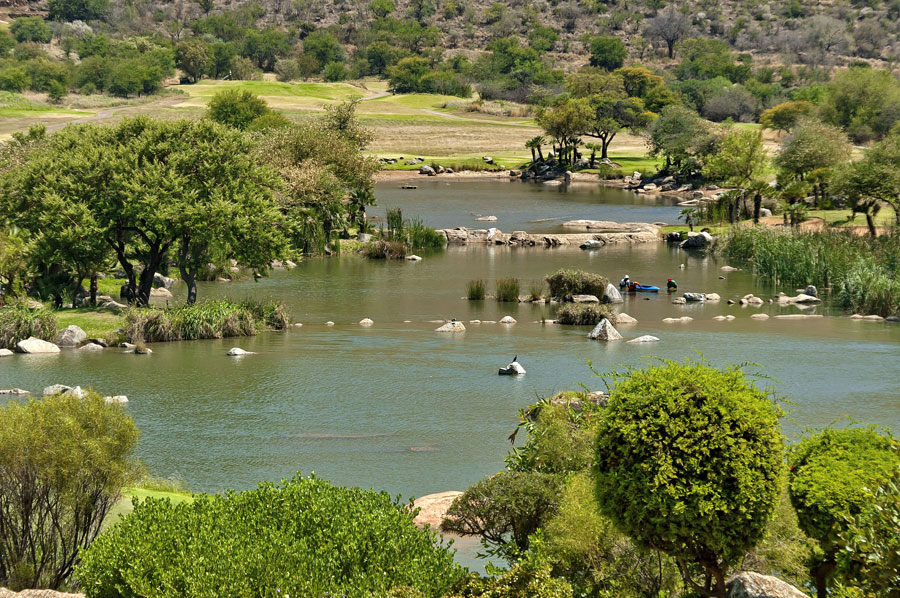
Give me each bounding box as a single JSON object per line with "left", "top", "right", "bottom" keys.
{"left": 0, "top": 304, "right": 57, "bottom": 349}
{"left": 466, "top": 279, "right": 486, "bottom": 300}
{"left": 76, "top": 475, "right": 463, "bottom": 598}
{"left": 593, "top": 358, "right": 784, "bottom": 597}
{"left": 206, "top": 88, "right": 271, "bottom": 129}
{"left": 0, "top": 392, "right": 138, "bottom": 590}
{"left": 554, "top": 303, "right": 615, "bottom": 326}
{"left": 545, "top": 269, "right": 608, "bottom": 299}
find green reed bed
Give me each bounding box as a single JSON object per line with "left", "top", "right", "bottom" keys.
{"left": 466, "top": 279, "right": 486, "bottom": 300}
{"left": 723, "top": 227, "right": 900, "bottom": 316}
{"left": 545, "top": 269, "right": 609, "bottom": 299}
{"left": 555, "top": 303, "right": 616, "bottom": 326}
{"left": 0, "top": 304, "right": 58, "bottom": 349}
{"left": 124, "top": 299, "right": 289, "bottom": 343}
{"left": 495, "top": 278, "right": 520, "bottom": 302}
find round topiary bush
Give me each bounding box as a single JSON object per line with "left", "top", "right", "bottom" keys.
{"left": 76, "top": 475, "right": 463, "bottom": 598}
{"left": 593, "top": 359, "right": 784, "bottom": 598}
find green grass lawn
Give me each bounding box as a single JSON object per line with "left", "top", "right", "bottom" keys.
{"left": 56, "top": 308, "right": 124, "bottom": 339}
{"left": 173, "top": 79, "right": 367, "bottom": 101}
{"left": 106, "top": 487, "right": 194, "bottom": 527}
{"left": 806, "top": 208, "right": 896, "bottom": 226}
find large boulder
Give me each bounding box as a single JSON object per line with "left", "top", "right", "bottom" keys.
{"left": 419, "top": 164, "right": 435, "bottom": 175}
{"left": 0, "top": 349, "right": 14, "bottom": 358}
{"left": 680, "top": 231, "right": 713, "bottom": 250}
{"left": 15, "top": 337, "right": 61, "bottom": 354}
{"left": 43, "top": 384, "right": 72, "bottom": 395}
{"left": 603, "top": 283, "right": 623, "bottom": 304}
{"left": 436, "top": 321, "right": 466, "bottom": 332}
{"left": 55, "top": 325, "right": 86, "bottom": 347}
{"left": 153, "top": 272, "right": 175, "bottom": 289}
{"left": 588, "top": 319, "right": 622, "bottom": 341}
{"left": 411, "top": 491, "right": 464, "bottom": 528}
{"left": 726, "top": 572, "right": 810, "bottom": 598}
{"left": 150, "top": 287, "right": 173, "bottom": 298}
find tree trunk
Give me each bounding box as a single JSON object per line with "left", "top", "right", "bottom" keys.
{"left": 589, "top": 148, "right": 596, "bottom": 167}
{"left": 182, "top": 271, "right": 197, "bottom": 305}
{"left": 536, "top": 145, "right": 544, "bottom": 161}
{"left": 667, "top": 40, "right": 675, "bottom": 58}
{"left": 753, "top": 193, "right": 762, "bottom": 224}
{"left": 529, "top": 147, "right": 535, "bottom": 163}
{"left": 89, "top": 274, "right": 98, "bottom": 307}
{"left": 866, "top": 212, "right": 877, "bottom": 238}
{"left": 812, "top": 559, "right": 835, "bottom": 598}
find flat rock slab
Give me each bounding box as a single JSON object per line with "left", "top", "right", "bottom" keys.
{"left": 773, "top": 314, "right": 823, "bottom": 320}
{"left": 627, "top": 335, "right": 660, "bottom": 343}
{"left": 662, "top": 317, "right": 693, "bottom": 323}
{"left": 15, "top": 337, "right": 60, "bottom": 354}
{"left": 751, "top": 314, "right": 770, "bottom": 320}
{"left": 411, "top": 491, "right": 463, "bottom": 528}
{"left": 0, "top": 389, "right": 30, "bottom": 395}
{"left": 572, "top": 294, "right": 599, "bottom": 303}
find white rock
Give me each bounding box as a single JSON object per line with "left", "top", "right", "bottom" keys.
{"left": 720, "top": 266, "right": 738, "bottom": 272}
{"left": 406, "top": 254, "right": 423, "bottom": 261}
{"left": 436, "top": 321, "right": 466, "bottom": 332}
{"left": 359, "top": 318, "right": 374, "bottom": 326}
{"left": 55, "top": 325, "right": 87, "bottom": 347}
{"left": 150, "top": 287, "right": 173, "bottom": 298}
{"left": 712, "top": 315, "right": 728, "bottom": 321}
{"left": 468, "top": 320, "right": 481, "bottom": 324}
{"left": 481, "top": 320, "right": 497, "bottom": 324}
{"left": 572, "top": 294, "right": 600, "bottom": 303}
{"left": 105, "top": 395, "right": 129, "bottom": 404}
{"left": 499, "top": 316, "right": 517, "bottom": 324}
{"left": 0, "top": 388, "right": 30, "bottom": 395}
{"left": 751, "top": 313, "right": 770, "bottom": 320}
{"left": 627, "top": 335, "right": 659, "bottom": 343}
{"left": 706, "top": 293, "right": 721, "bottom": 301}
{"left": 662, "top": 316, "right": 693, "bottom": 323}
{"left": 293, "top": 322, "right": 303, "bottom": 327}
{"left": 120, "top": 342, "right": 136, "bottom": 350}
{"left": 43, "top": 384, "right": 72, "bottom": 395}
{"left": 325, "top": 321, "right": 335, "bottom": 326}
{"left": 727, "top": 571, "right": 810, "bottom": 598}
{"left": 616, "top": 313, "right": 638, "bottom": 324}
{"left": 603, "top": 283, "right": 623, "bottom": 303}
{"left": 475, "top": 215, "right": 498, "bottom": 221}
{"left": 588, "top": 319, "right": 622, "bottom": 341}
{"left": 15, "top": 337, "right": 61, "bottom": 354}
{"left": 0, "top": 348, "right": 14, "bottom": 357}
{"left": 777, "top": 293, "right": 821, "bottom": 305}
{"left": 725, "top": 315, "right": 735, "bottom": 320}
{"left": 773, "top": 314, "right": 824, "bottom": 320}
{"left": 227, "top": 347, "right": 254, "bottom": 356}
{"left": 133, "top": 346, "right": 152, "bottom": 354}
{"left": 672, "top": 297, "right": 687, "bottom": 304}
{"left": 79, "top": 343, "right": 105, "bottom": 351}
{"left": 68, "top": 385, "right": 87, "bottom": 398}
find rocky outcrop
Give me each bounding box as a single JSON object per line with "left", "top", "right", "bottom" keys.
{"left": 726, "top": 572, "right": 810, "bottom": 598}
{"left": 740, "top": 294, "right": 765, "bottom": 306}
{"left": 588, "top": 319, "right": 622, "bottom": 341}
{"left": 680, "top": 231, "right": 713, "bottom": 250}
{"left": 55, "top": 325, "right": 86, "bottom": 347}
{"left": 777, "top": 293, "right": 821, "bottom": 305}
{"left": 561, "top": 220, "right": 659, "bottom": 233}
{"left": 0, "top": 389, "right": 30, "bottom": 395}
{"left": 15, "top": 337, "right": 60, "bottom": 354}
{"left": 437, "top": 223, "right": 660, "bottom": 247}
{"left": 105, "top": 395, "right": 128, "bottom": 404}
{"left": 412, "top": 491, "right": 463, "bottom": 528}
{"left": 435, "top": 321, "right": 466, "bottom": 332}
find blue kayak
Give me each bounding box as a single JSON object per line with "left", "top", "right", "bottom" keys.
{"left": 620, "top": 283, "right": 660, "bottom": 293}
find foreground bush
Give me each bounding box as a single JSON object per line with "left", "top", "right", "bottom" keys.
{"left": 124, "top": 299, "right": 287, "bottom": 342}
{"left": 77, "top": 475, "right": 463, "bottom": 598}
{"left": 554, "top": 303, "right": 615, "bottom": 326}
{"left": 0, "top": 304, "right": 57, "bottom": 349}
{"left": 0, "top": 392, "right": 138, "bottom": 590}
{"left": 789, "top": 428, "right": 898, "bottom": 597}
{"left": 545, "top": 269, "right": 608, "bottom": 299}
{"left": 593, "top": 358, "right": 784, "bottom": 598}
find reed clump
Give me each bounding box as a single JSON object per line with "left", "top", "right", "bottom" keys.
{"left": 545, "top": 269, "right": 609, "bottom": 299}
{"left": 495, "top": 278, "right": 520, "bottom": 302}
{"left": 124, "top": 299, "right": 288, "bottom": 343}
{"left": 0, "top": 304, "right": 58, "bottom": 349}
{"left": 555, "top": 303, "right": 616, "bottom": 326}
{"left": 466, "top": 279, "right": 486, "bottom": 300}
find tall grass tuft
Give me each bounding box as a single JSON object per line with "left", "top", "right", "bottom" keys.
{"left": 361, "top": 240, "right": 408, "bottom": 259}
{"left": 466, "top": 279, "right": 486, "bottom": 300}
{"left": 495, "top": 278, "right": 520, "bottom": 302}
{"left": 723, "top": 227, "right": 900, "bottom": 316}
{"left": 545, "top": 269, "right": 609, "bottom": 299}
{"left": 406, "top": 217, "right": 446, "bottom": 250}
{"left": 529, "top": 281, "right": 544, "bottom": 301}
{"left": 555, "top": 304, "right": 616, "bottom": 326}
{"left": 0, "top": 305, "right": 58, "bottom": 349}
{"left": 124, "top": 299, "right": 289, "bottom": 343}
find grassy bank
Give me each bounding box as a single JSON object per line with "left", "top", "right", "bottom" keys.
{"left": 124, "top": 299, "right": 289, "bottom": 343}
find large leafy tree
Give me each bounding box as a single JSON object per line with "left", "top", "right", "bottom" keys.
{"left": 535, "top": 98, "right": 593, "bottom": 166}
{"left": 776, "top": 118, "right": 850, "bottom": 181}
{"left": 1, "top": 117, "right": 288, "bottom": 305}
{"left": 831, "top": 132, "right": 900, "bottom": 235}
{"left": 703, "top": 128, "right": 768, "bottom": 222}
{"left": 593, "top": 358, "right": 784, "bottom": 598}
{"left": 647, "top": 104, "right": 715, "bottom": 174}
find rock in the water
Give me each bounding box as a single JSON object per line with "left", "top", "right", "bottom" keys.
{"left": 499, "top": 361, "right": 526, "bottom": 375}
{"left": 627, "top": 335, "right": 659, "bottom": 343}
{"left": 16, "top": 337, "right": 61, "bottom": 354}
{"left": 740, "top": 294, "right": 764, "bottom": 306}
{"left": 133, "top": 346, "right": 152, "bottom": 354}
{"left": 119, "top": 342, "right": 136, "bottom": 350}
{"left": 580, "top": 239, "right": 604, "bottom": 250}
{"left": 0, "top": 388, "right": 30, "bottom": 395}
{"left": 603, "top": 283, "right": 623, "bottom": 304}
{"left": 684, "top": 293, "right": 706, "bottom": 302}
{"left": 777, "top": 293, "right": 821, "bottom": 305}
{"left": 436, "top": 321, "right": 466, "bottom": 332}
{"left": 773, "top": 314, "right": 823, "bottom": 320}
{"left": 153, "top": 272, "right": 175, "bottom": 289}
{"left": 572, "top": 294, "right": 600, "bottom": 303}
{"left": 672, "top": 297, "right": 687, "bottom": 304}
{"left": 43, "top": 384, "right": 72, "bottom": 395}
{"left": 406, "top": 254, "right": 423, "bottom": 261}
{"left": 325, "top": 321, "right": 335, "bottom": 326}
{"left": 105, "top": 395, "right": 128, "bottom": 405}
{"left": 0, "top": 349, "right": 13, "bottom": 358}
{"left": 359, "top": 318, "right": 374, "bottom": 326}
{"left": 616, "top": 313, "right": 637, "bottom": 324}
{"left": 79, "top": 343, "right": 105, "bottom": 352}
{"left": 663, "top": 316, "right": 693, "bottom": 323}
{"left": 751, "top": 313, "right": 770, "bottom": 320}
{"left": 804, "top": 285, "right": 818, "bottom": 297}
{"left": 475, "top": 215, "right": 498, "bottom": 222}
{"left": 500, "top": 316, "right": 517, "bottom": 324}
{"left": 706, "top": 293, "right": 721, "bottom": 301}
{"left": 712, "top": 315, "right": 736, "bottom": 321}
{"left": 150, "top": 287, "right": 173, "bottom": 298}
{"left": 227, "top": 347, "right": 254, "bottom": 356}
{"left": 87, "top": 338, "right": 108, "bottom": 347}
{"left": 55, "top": 325, "right": 87, "bottom": 347}
{"left": 680, "top": 231, "right": 713, "bottom": 250}
{"left": 726, "top": 571, "right": 810, "bottom": 598}
{"left": 412, "top": 491, "right": 464, "bottom": 528}
{"left": 721, "top": 266, "right": 738, "bottom": 272}
{"left": 588, "top": 319, "right": 622, "bottom": 341}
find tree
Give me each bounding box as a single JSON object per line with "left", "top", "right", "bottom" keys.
{"left": 644, "top": 5, "right": 692, "bottom": 58}
{"left": 47, "top": 0, "right": 109, "bottom": 21}
{"left": 1, "top": 118, "right": 288, "bottom": 305}
{"left": 571, "top": 74, "right": 654, "bottom": 160}
{"left": 760, "top": 100, "right": 815, "bottom": 134}
{"left": 176, "top": 40, "right": 210, "bottom": 84}
{"left": 775, "top": 118, "right": 849, "bottom": 181}
{"left": 789, "top": 428, "right": 899, "bottom": 598}
{"left": 10, "top": 17, "right": 52, "bottom": 43}
{"left": 647, "top": 105, "right": 714, "bottom": 174}
{"left": 703, "top": 128, "right": 768, "bottom": 222}
{"left": 207, "top": 88, "right": 270, "bottom": 129}
{"left": 194, "top": 0, "right": 214, "bottom": 15}
{"left": 302, "top": 30, "right": 344, "bottom": 67}
{"left": 588, "top": 36, "right": 626, "bottom": 70}
{"left": 369, "top": 0, "right": 394, "bottom": 18}
{"left": 525, "top": 135, "right": 546, "bottom": 163}
{"left": 241, "top": 29, "right": 290, "bottom": 71}
{"left": 821, "top": 67, "right": 900, "bottom": 143}
{"left": 388, "top": 56, "right": 430, "bottom": 93}
{"left": 535, "top": 98, "right": 593, "bottom": 166}
{"left": 832, "top": 130, "right": 900, "bottom": 235}
{"left": 593, "top": 358, "right": 784, "bottom": 598}
{"left": 0, "top": 392, "right": 138, "bottom": 590}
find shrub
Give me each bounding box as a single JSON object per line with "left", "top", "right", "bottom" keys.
{"left": 441, "top": 471, "right": 564, "bottom": 562}
{"left": 10, "top": 17, "right": 51, "bottom": 43}
{"left": 446, "top": 554, "right": 573, "bottom": 598}
{"left": 206, "top": 88, "right": 270, "bottom": 130}
{"left": 323, "top": 61, "right": 349, "bottom": 82}
{"left": 0, "top": 305, "right": 57, "bottom": 349}
{"left": 466, "top": 279, "right": 486, "bottom": 300}
{"left": 406, "top": 218, "right": 446, "bottom": 250}
{"left": 593, "top": 358, "right": 784, "bottom": 597}
{"left": 0, "top": 392, "right": 138, "bottom": 590}
{"left": 506, "top": 400, "right": 604, "bottom": 475}
{"left": 76, "top": 475, "right": 463, "bottom": 598}
{"left": 0, "top": 67, "right": 29, "bottom": 92}
{"left": 238, "top": 298, "right": 290, "bottom": 330}
{"left": 362, "top": 239, "right": 408, "bottom": 259}
{"left": 789, "top": 427, "right": 899, "bottom": 597}
{"left": 545, "top": 269, "right": 608, "bottom": 299}
{"left": 123, "top": 299, "right": 287, "bottom": 343}
{"left": 554, "top": 304, "right": 615, "bottom": 326}
{"left": 495, "top": 278, "right": 520, "bottom": 302}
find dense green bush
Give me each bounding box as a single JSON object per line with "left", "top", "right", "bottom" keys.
{"left": 593, "top": 358, "right": 784, "bottom": 598}
{"left": 553, "top": 303, "right": 615, "bottom": 326}
{"left": 0, "top": 304, "right": 57, "bottom": 349}
{"left": 495, "top": 278, "right": 520, "bottom": 302}
{"left": 10, "top": 17, "right": 51, "bottom": 44}
{"left": 789, "top": 428, "right": 899, "bottom": 597}
{"left": 446, "top": 554, "right": 573, "bottom": 598}
{"left": 0, "top": 392, "right": 138, "bottom": 590}
{"left": 206, "top": 88, "right": 270, "bottom": 130}
{"left": 76, "top": 475, "right": 463, "bottom": 598}
{"left": 441, "top": 471, "right": 564, "bottom": 562}
{"left": 545, "top": 269, "right": 608, "bottom": 299}
{"left": 124, "top": 299, "right": 287, "bottom": 342}
{"left": 362, "top": 239, "right": 408, "bottom": 259}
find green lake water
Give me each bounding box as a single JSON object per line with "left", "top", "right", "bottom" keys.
{"left": 1, "top": 180, "right": 898, "bottom": 517}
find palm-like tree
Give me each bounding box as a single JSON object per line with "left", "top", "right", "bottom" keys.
{"left": 525, "top": 135, "right": 546, "bottom": 164}
{"left": 746, "top": 180, "right": 773, "bottom": 224}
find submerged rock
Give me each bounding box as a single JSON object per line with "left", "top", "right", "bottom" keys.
{"left": 499, "top": 316, "right": 517, "bottom": 324}
{"left": 16, "top": 337, "right": 61, "bottom": 354}
{"left": 588, "top": 319, "right": 622, "bottom": 341}
{"left": 627, "top": 335, "right": 659, "bottom": 343}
